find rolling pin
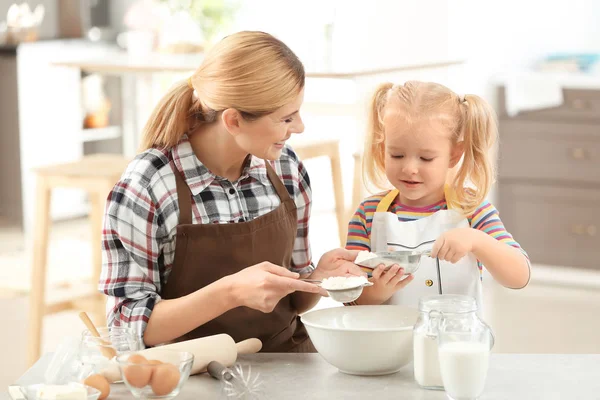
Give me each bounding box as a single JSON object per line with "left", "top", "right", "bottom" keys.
{"left": 101, "top": 334, "right": 262, "bottom": 381}
{"left": 143, "top": 334, "right": 262, "bottom": 375}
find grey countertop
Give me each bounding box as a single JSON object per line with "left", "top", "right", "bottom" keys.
{"left": 7, "top": 353, "right": 600, "bottom": 400}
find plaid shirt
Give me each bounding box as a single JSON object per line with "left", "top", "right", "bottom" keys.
{"left": 100, "top": 135, "right": 313, "bottom": 337}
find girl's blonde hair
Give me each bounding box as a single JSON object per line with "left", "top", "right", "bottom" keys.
{"left": 364, "top": 81, "right": 497, "bottom": 216}
{"left": 140, "top": 31, "right": 305, "bottom": 150}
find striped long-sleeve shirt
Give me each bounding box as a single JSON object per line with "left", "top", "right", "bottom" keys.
{"left": 346, "top": 191, "right": 529, "bottom": 274}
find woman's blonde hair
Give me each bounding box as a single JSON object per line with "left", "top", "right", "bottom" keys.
{"left": 140, "top": 31, "right": 305, "bottom": 150}
{"left": 364, "top": 81, "right": 497, "bottom": 216}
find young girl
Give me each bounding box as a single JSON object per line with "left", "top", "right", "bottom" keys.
{"left": 346, "top": 81, "right": 530, "bottom": 307}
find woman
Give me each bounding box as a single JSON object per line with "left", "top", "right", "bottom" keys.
{"left": 100, "top": 31, "right": 362, "bottom": 352}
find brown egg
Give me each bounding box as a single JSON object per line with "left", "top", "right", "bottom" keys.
{"left": 128, "top": 354, "right": 148, "bottom": 364}
{"left": 147, "top": 359, "right": 162, "bottom": 376}
{"left": 123, "top": 354, "right": 153, "bottom": 388}
{"left": 83, "top": 374, "right": 110, "bottom": 400}
{"left": 150, "top": 363, "right": 181, "bottom": 396}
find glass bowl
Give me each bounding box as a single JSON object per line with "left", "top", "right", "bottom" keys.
{"left": 116, "top": 349, "right": 194, "bottom": 399}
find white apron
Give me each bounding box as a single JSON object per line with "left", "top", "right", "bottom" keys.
{"left": 370, "top": 190, "right": 483, "bottom": 310}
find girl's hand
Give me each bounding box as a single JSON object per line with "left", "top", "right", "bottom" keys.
{"left": 366, "top": 264, "right": 414, "bottom": 304}
{"left": 431, "top": 227, "right": 483, "bottom": 264}
{"left": 310, "top": 248, "right": 366, "bottom": 281}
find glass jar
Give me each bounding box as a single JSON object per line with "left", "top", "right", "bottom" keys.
{"left": 413, "top": 295, "right": 480, "bottom": 390}
{"left": 80, "top": 326, "right": 142, "bottom": 382}
{"left": 437, "top": 308, "right": 494, "bottom": 400}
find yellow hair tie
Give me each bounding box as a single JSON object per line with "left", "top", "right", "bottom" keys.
{"left": 187, "top": 77, "right": 194, "bottom": 89}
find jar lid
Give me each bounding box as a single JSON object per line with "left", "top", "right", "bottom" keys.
{"left": 418, "top": 294, "right": 477, "bottom": 313}
{"left": 81, "top": 326, "right": 136, "bottom": 338}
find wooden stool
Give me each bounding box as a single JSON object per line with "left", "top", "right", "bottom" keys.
{"left": 350, "top": 151, "right": 366, "bottom": 221}
{"left": 27, "top": 154, "right": 130, "bottom": 366}
{"left": 291, "top": 138, "right": 346, "bottom": 246}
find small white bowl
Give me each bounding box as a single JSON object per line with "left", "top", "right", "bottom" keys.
{"left": 301, "top": 305, "right": 418, "bottom": 376}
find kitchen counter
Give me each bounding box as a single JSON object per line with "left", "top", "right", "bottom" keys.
{"left": 491, "top": 70, "right": 600, "bottom": 90}
{"left": 50, "top": 42, "right": 464, "bottom": 78}
{"left": 8, "top": 353, "right": 600, "bottom": 400}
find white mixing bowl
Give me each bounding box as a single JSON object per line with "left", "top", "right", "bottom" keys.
{"left": 301, "top": 305, "right": 418, "bottom": 376}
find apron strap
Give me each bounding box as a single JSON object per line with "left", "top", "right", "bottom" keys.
{"left": 172, "top": 162, "right": 193, "bottom": 225}
{"left": 376, "top": 189, "right": 399, "bottom": 213}
{"left": 264, "top": 161, "right": 294, "bottom": 203}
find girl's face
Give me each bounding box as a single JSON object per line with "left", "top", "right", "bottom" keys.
{"left": 383, "top": 109, "right": 463, "bottom": 207}
{"left": 234, "top": 89, "right": 305, "bottom": 160}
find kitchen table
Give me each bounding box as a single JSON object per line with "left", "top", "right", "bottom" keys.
{"left": 6, "top": 353, "right": 599, "bottom": 399}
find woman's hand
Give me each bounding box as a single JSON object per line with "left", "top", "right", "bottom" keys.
{"left": 229, "top": 262, "right": 325, "bottom": 313}
{"left": 309, "top": 248, "right": 366, "bottom": 281}
{"left": 365, "top": 264, "right": 414, "bottom": 304}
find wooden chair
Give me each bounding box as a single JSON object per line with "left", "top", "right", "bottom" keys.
{"left": 290, "top": 137, "right": 346, "bottom": 246}
{"left": 27, "top": 154, "right": 130, "bottom": 366}
{"left": 351, "top": 151, "right": 365, "bottom": 221}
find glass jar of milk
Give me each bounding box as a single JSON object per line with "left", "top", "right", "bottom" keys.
{"left": 413, "top": 295, "right": 481, "bottom": 390}
{"left": 437, "top": 308, "right": 494, "bottom": 400}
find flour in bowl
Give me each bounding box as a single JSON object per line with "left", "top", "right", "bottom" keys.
{"left": 321, "top": 276, "right": 369, "bottom": 290}
{"left": 354, "top": 250, "right": 378, "bottom": 264}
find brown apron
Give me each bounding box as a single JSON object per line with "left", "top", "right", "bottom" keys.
{"left": 161, "top": 161, "right": 316, "bottom": 353}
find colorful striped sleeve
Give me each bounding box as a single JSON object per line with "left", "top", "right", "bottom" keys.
{"left": 345, "top": 201, "right": 371, "bottom": 251}
{"left": 469, "top": 200, "right": 529, "bottom": 260}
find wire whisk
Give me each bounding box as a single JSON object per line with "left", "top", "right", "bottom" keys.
{"left": 215, "top": 363, "right": 264, "bottom": 399}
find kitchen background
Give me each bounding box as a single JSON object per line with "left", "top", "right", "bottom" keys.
{"left": 1, "top": 0, "right": 599, "bottom": 389}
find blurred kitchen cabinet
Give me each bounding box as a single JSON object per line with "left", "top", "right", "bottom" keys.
{"left": 0, "top": 47, "right": 23, "bottom": 224}
{"left": 81, "top": 75, "right": 123, "bottom": 157}
{"left": 16, "top": 40, "right": 124, "bottom": 235}
{"left": 492, "top": 86, "right": 600, "bottom": 354}
{"left": 496, "top": 87, "right": 600, "bottom": 271}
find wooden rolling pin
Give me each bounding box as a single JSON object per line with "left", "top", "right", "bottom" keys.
{"left": 142, "top": 334, "right": 262, "bottom": 375}
{"left": 101, "top": 334, "right": 262, "bottom": 381}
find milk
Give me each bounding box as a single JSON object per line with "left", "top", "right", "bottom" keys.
{"left": 413, "top": 332, "right": 443, "bottom": 388}
{"left": 438, "top": 342, "right": 490, "bottom": 399}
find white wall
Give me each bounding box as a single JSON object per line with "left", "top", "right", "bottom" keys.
{"left": 232, "top": 0, "right": 453, "bottom": 72}
{"left": 447, "top": 0, "right": 600, "bottom": 106}
{"left": 232, "top": 0, "right": 600, "bottom": 103}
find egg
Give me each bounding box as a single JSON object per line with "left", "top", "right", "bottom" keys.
{"left": 148, "top": 359, "right": 163, "bottom": 366}
{"left": 123, "top": 354, "right": 153, "bottom": 388}
{"left": 83, "top": 374, "right": 110, "bottom": 400}
{"left": 150, "top": 363, "right": 181, "bottom": 396}
{"left": 128, "top": 354, "right": 148, "bottom": 364}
